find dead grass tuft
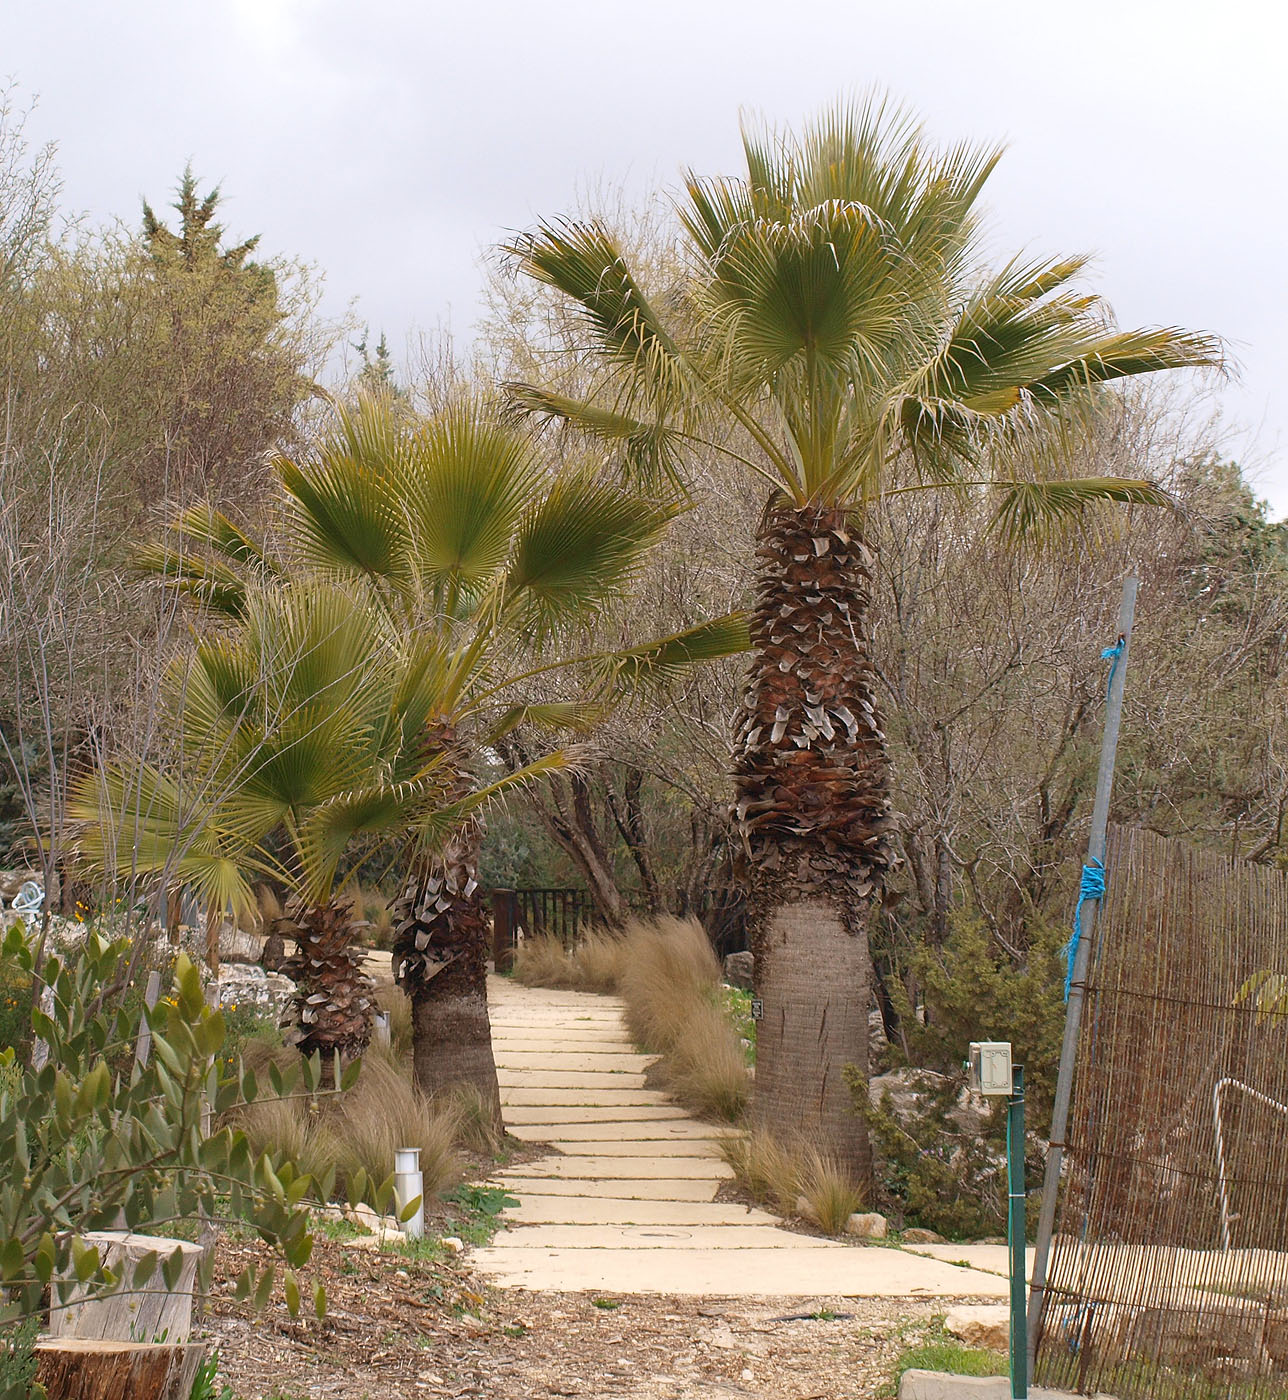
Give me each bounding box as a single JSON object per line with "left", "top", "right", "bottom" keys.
{"left": 511, "top": 928, "right": 628, "bottom": 993}
{"left": 337, "top": 1050, "right": 463, "bottom": 1198}
{"left": 616, "top": 917, "right": 747, "bottom": 1122}
{"left": 721, "top": 1129, "right": 865, "bottom": 1234}
{"left": 374, "top": 981, "right": 414, "bottom": 1057}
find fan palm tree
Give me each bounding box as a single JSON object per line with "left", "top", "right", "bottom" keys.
{"left": 70, "top": 578, "right": 550, "bottom": 1059}
{"left": 138, "top": 396, "right": 748, "bottom": 1123}
{"left": 505, "top": 97, "right": 1222, "bottom": 1177}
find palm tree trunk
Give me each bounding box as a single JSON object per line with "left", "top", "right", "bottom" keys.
{"left": 393, "top": 731, "right": 502, "bottom": 1129}
{"left": 276, "top": 898, "right": 375, "bottom": 1059}
{"left": 732, "top": 501, "right": 894, "bottom": 1183}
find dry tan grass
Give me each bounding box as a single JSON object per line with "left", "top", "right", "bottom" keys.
{"left": 511, "top": 933, "right": 577, "bottom": 988}
{"left": 615, "top": 917, "right": 748, "bottom": 1122}
{"left": 336, "top": 1049, "right": 463, "bottom": 1197}
{"left": 720, "top": 1128, "right": 801, "bottom": 1215}
{"left": 375, "top": 981, "right": 414, "bottom": 1057}
{"left": 617, "top": 916, "right": 721, "bottom": 1052}
{"left": 721, "top": 1129, "right": 865, "bottom": 1234}
{"left": 237, "top": 1041, "right": 463, "bottom": 1202}
{"left": 442, "top": 1081, "right": 502, "bottom": 1156}
{"left": 511, "top": 928, "right": 628, "bottom": 993}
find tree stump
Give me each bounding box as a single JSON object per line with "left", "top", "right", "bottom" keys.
{"left": 49, "top": 1233, "right": 202, "bottom": 1344}
{"left": 35, "top": 1339, "right": 204, "bottom": 1400}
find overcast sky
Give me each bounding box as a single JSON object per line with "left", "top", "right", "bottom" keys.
{"left": 10, "top": 1, "right": 1287, "bottom": 510}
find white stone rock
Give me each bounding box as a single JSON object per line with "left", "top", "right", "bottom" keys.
{"left": 845, "top": 1211, "right": 889, "bottom": 1240}
{"left": 944, "top": 1304, "right": 1009, "bottom": 1352}
{"left": 441, "top": 1236, "right": 465, "bottom": 1254}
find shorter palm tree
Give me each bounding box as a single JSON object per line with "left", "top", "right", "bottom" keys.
{"left": 128, "top": 395, "right": 749, "bottom": 1122}
{"left": 71, "top": 578, "right": 569, "bottom": 1059}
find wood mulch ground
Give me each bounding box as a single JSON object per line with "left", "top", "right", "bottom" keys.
{"left": 203, "top": 1229, "right": 956, "bottom": 1400}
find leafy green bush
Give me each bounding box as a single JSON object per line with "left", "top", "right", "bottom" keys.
{"left": 0, "top": 924, "right": 391, "bottom": 1400}
{"left": 0, "top": 959, "right": 31, "bottom": 1054}
{"left": 857, "top": 910, "right": 1060, "bottom": 1238}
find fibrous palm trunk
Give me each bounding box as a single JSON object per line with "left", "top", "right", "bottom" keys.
{"left": 392, "top": 729, "right": 502, "bottom": 1130}
{"left": 276, "top": 898, "right": 375, "bottom": 1059}
{"left": 731, "top": 501, "right": 894, "bottom": 1183}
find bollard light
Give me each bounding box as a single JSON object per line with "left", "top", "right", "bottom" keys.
{"left": 394, "top": 1146, "right": 424, "bottom": 1239}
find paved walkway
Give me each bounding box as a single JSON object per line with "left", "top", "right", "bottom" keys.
{"left": 472, "top": 977, "right": 1009, "bottom": 1298}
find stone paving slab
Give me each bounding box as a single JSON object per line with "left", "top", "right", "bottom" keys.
{"left": 501, "top": 1104, "right": 690, "bottom": 1124}
{"left": 493, "top": 1224, "right": 835, "bottom": 1250}
{"left": 506, "top": 1120, "right": 738, "bottom": 1142}
{"left": 497, "top": 1070, "right": 651, "bottom": 1088}
{"left": 501, "top": 1195, "right": 783, "bottom": 1227}
{"left": 501, "top": 1155, "right": 734, "bottom": 1180}
{"left": 534, "top": 1138, "right": 725, "bottom": 1158}
{"left": 500, "top": 1087, "right": 672, "bottom": 1106}
{"left": 487, "top": 1176, "right": 721, "bottom": 1202}
{"left": 905, "top": 1244, "right": 1034, "bottom": 1278}
{"left": 493, "top": 1052, "right": 650, "bottom": 1069}
{"left": 471, "top": 1246, "right": 1011, "bottom": 1297}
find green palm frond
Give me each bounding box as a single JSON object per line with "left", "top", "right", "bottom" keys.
{"left": 506, "top": 218, "right": 689, "bottom": 407}
{"left": 410, "top": 748, "right": 583, "bottom": 851}
{"left": 591, "top": 612, "right": 752, "bottom": 693}
{"left": 484, "top": 701, "right": 609, "bottom": 744}
{"left": 276, "top": 449, "right": 410, "bottom": 588}
{"left": 136, "top": 543, "right": 251, "bottom": 617}
{"left": 504, "top": 383, "right": 685, "bottom": 489}
{"left": 1025, "top": 326, "right": 1225, "bottom": 404}
{"left": 169, "top": 503, "right": 279, "bottom": 572}
{"left": 505, "top": 474, "right": 679, "bottom": 631}
{"left": 402, "top": 403, "right": 542, "bottom": 591}
{"left": 989, "top": 476, "right": 1174, "bottom": 545}
{"left": 69, "top": 763, "right": 260, "bottom": 918}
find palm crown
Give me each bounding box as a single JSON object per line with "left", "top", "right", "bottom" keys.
{"left": 508, "top": 98, "right": 1220, "bottom": 523}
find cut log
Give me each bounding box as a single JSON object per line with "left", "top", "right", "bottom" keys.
{"left": 35, "top": 1339, "right": 205, "bottom": 1400}
{"left": 50, "top": 1233, "right": 201, "bottom": 1345}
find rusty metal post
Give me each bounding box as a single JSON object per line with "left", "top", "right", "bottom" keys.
{"left": 491, "top": 889, "right": 517, "bottom": 972}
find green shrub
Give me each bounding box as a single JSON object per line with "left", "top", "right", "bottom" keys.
{"left": 0, "top": 960, "right": 31, "bottom": 1054}
{"left": 0, "top": 924, "right": 389, "bottom": 1393}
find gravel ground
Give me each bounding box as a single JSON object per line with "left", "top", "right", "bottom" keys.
{"left": 203, "top": 1231, "right": 977, "bottom": 1399}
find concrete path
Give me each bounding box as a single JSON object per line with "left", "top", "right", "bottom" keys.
{"left": 473, "top": 977, "right": 1008, "bottom": 1298}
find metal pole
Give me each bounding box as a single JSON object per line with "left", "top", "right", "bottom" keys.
{"left": 1026, "top": 574, "right": 1138, "bottom": 1370}
{"left": 1009, "top": 1064, "right": 1028, "bottom": 1400}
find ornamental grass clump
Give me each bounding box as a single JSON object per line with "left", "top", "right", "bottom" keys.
{"left": 721, "top": 1129, "right": 865, "bottom": 1234}
{"left": 617, "top": 916, "right": 748, "bottom": 1122}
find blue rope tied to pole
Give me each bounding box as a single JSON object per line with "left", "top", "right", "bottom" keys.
{"left": 1064, "top": 859, "right": 1106, "bottom": 1000}
{"left": 1101, "top": 635, "right": 1125, "bottom": 697}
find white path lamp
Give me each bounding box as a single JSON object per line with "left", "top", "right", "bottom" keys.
{"left": 394, "top": 1147, "right": 425, "bottom": 1240}
{"left": 969, "top": 1041, "right": 1027, "bottom": 1400}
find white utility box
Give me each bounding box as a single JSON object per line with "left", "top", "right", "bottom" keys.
{"left": 967, "top": 1041, "right": 1013, "bottom": 1096}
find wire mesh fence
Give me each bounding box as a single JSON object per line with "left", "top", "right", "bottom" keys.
{"left": 1035, "top": 824, "right": 1288, "bottom": 1398}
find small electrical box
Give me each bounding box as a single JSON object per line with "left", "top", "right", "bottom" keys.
{"left": 967, "top": 1041, "right": 1013, "bottom": 1096}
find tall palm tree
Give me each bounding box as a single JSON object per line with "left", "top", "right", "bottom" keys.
{"left": 138, "top": 396, "right": 748, "bottom": 1124}
{"left": 505, "top": 97, "right": 1222, "bottom": 1177}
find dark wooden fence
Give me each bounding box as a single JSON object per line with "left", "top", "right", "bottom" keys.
{"left": 488, "top": 885, "right": 747, "bottom": 970}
